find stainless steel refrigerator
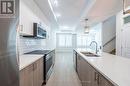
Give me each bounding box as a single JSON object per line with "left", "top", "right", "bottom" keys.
{"left": 0, "top": 0, "right": 19, "bottom": 86}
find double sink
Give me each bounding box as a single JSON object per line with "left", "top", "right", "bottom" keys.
{"left": 80, "top": 51, "right": 100, "bottom": 57}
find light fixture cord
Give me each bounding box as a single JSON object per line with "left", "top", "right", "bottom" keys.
{"left": 123, "top": 0, "right": 126, "bottom": 14}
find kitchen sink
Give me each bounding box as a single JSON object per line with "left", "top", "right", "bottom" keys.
{"left": 80, "top": 51, "right": 100, "bottom": 57}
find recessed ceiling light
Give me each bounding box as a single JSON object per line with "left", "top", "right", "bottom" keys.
{"left": 60, "top": 26, "right": 70, "bottom": 29}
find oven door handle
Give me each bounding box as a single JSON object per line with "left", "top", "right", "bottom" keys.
{"left": 46, "top": 54, "right": 52, "bottom": 61}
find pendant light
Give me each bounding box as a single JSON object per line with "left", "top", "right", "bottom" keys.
{"left": 84, "top": 19, "right": 89, "bottom": 34}
{"left": 123, "top": 0, "right": 130, "bottom": 14}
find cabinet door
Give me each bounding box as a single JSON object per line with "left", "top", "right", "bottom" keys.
{"left": 91, "top": 70, "right": 99, "bottom": 86}
{"left": 37, "top": 58, "right": 43, "bottom": 86}
{"left": 80, "top": 57, "right": 92, "bottom": 86}
{"left": 73, "top": 50, "right": 77, "bottom": 70}
{"left": 77, "top": 54, "right": 91, "bottom": 86}
{"left": 52, "top": 50, "right": 55, "bottom": 66}
{"left": 77, "top": 54, "right": 82, "bottom": 81}
{"left": 33, "top": 58, "right": 43, "bottom": 86}
{"left": 20, "top": 64, "right": 34, "bottom": 86}
{"left": 20, "top": 70, "right": 24, "bottom": 86}
{"left": 76, "top": 54, "right": 114, "bottom": 86}
{"left": 99, "top": 74, "right": 113, "bottom": 86}
{"left": 19, "top": 1, "right": 39, "bottom": 35}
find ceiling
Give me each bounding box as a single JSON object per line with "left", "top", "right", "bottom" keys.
{"left": 85, "top": 0, "right": 123, "bottom": 26}
{"left": 34, "top": 0, "right": 57, "bottom": 26}
{"left": 49, "top": 0, "right": 92, "bottom": 30}
{"left": 34, "top": 0, "right": 93, "bottom": 30}
{"left": 34, "top": 0, "right": 130, "bottom": 30}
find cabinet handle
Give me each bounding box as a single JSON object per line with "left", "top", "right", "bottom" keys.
{"left": 20, "top": 25, "right": 23, "bottom": 31}
{"left": 94, "top": 72, "right": 100, "bottom": 85}
{"left": 94, "top": 72, "right": 98, "bottom": 81}
{"left": 97, "top": 74, "right": 100, "bottom": 85}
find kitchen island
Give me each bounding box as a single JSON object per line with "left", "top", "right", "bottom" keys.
{"left": 74, "top": 48, "right": 130, "bottom": 86}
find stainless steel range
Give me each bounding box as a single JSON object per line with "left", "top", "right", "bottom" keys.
{"left": 25, "top": 50, "right": 55, "bottom": 84}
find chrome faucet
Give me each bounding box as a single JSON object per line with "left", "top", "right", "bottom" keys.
{"left": 90, "top": 41, "right": 98, "bottom": 54}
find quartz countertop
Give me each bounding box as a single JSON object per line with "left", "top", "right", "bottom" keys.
{"left": 19, "top": 49, "right": 55, "bottom": 71}
{"left": 75, "top": 48, "right": 130, "bottom": 86}
{"left": 19, "top": 54, "right": 43, "bottom": 71}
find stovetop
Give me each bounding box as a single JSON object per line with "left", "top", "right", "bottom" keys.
{"left": 24, "top": 50, "right": 51, "bottom": 55}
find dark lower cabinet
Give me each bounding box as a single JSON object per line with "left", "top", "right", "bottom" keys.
{"left": 76, "top": 53, "right": 114, "bottom": 86}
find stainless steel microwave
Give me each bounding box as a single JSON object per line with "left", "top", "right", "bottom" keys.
{"left": 33, "top": 23, "right": 46, "bottom": 39}
{"left": 23, "top": 23, "right": 47, "bottom": 39}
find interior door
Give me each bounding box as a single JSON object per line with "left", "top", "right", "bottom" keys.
{"left": 121, "top": 23, "right": 130, "bottom": 58}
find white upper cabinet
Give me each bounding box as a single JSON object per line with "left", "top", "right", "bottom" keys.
{"left": 19, "top": 0, "right": 45, "bottom": 36}
{"left": 20, "top": 2, "right": 34, "bottom": 35}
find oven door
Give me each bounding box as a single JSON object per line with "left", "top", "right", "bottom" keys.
{"left": 46, "top": 53, "right": 53, "bottom": 80}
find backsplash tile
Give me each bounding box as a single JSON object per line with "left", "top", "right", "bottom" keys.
{"left": 18, "top": 36, "right": 46, "bottom": 55}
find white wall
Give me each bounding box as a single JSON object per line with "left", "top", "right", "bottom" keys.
{"left": 75, "top": 24, "right": 85, "bottom": 35}
{"left": 75, "top": 23, "right": 102, "bottom": 52}
{"left": 18, "top": 0, "right": 51, "bottom": 55}
{"left": 48, "top": 24, "right": 59, "bottom": 49}
{"left": 88, "top": 23, "right": 102, "bottom": 53}
{"left": 102, "top": 16, "right": 116, "bottom": 53}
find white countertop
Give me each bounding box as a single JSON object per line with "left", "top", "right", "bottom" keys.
{"left": 75, "top": 48, "right": 130, "bottom": 86}
{"left": 19, "top": 54, "right": 43, "bottom": 71}
{"left": 19, "top": 49, "right": 55, "bottom": 71}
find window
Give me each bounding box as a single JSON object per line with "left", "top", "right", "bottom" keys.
{"left": 57, "top": 33, "right": 72, "bottom": 48}
{"left": 77, "top": 35, "right": 88, "bottom": 48}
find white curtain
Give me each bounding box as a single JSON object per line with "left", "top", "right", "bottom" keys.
{"left": 57, "top": 33, "right": 72, "bottom": 48}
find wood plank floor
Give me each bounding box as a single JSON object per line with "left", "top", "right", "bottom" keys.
{"left": 45, "top": 52, "right": 82, "bottom": 86}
